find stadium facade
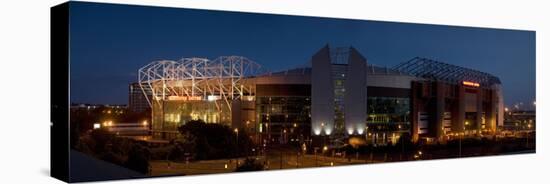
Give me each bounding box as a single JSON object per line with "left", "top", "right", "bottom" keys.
{"left": 138, "top": 45, "right": 503, "bottom": 145}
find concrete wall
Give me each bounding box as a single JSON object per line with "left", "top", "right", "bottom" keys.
{"left": 367, "top": 74, "right": 417, "bottom": 89}
{"left": 495, "top": 84, "right": 504, "bottom": 127}
{"left": 254, "top": 74, "right": 310, "bottom": 85}
{"left": 311, "top": 45, "right": 335, "bottom": 136}
{"left": 231, "top": 99, "right": 256, "bottom": 131}
{"left": 343, "top": 48, "right": 367, "bottom": 135}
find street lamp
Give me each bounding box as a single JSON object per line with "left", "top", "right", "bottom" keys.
{"left": 464, "top": 121, "right": 469, "bottom": 135}
{"left": 103, "top": 120, "right": 113, "bottom": 127}
{"left": 283, "top": 129, "right": 287, "bottom": 144}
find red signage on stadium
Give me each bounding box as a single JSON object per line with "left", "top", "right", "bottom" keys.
{"left": 167, "top": 96, "right": 203, "bottom": 101}
{"left": 462, "top": 81, "right": 480, "bottom": 87}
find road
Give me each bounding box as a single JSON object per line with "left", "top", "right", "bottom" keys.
{"left": 150, "top": 151, "right": 368, "bottom": 176}
{"left": 149, "top": 137, "right": 535, "bottom": 176}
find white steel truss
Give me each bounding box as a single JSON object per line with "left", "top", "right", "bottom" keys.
{"left": 138, "top": 56, "right": 268, "bottom": 112}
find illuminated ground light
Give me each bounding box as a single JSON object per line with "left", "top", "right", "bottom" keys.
{"left": 357, "top": 127, "right": 365, "bottom": 134}
{"left": 103, "top": 120, "right": 113, "bottom": 127}
{"left": 347, "top": 128, "right": 354, "bottom": 135}
{"left": 313, "top": 128, "right": 321, "bottom": 135}
{"left": 324, "top": 128, "right": 332, "bottom": 135}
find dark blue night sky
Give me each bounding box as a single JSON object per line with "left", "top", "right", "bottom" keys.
{"left": 69, "top": 2, "right": 535, "bottom": 108}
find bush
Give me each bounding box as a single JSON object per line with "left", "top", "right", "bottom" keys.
{"left": 150, "top": 146, "right": 171, "bottom": 160}
{"left": 124, "top": 144, "right": 150, "bottom": 174}
{"left": 168, "top": 144, "right": 185, "bottom": 161}
{"left": 235, "top": 158, "right": 264, "bottom": 172}
{"left": 75, "top": 136, "right": 96, "bottom": 155}
{"left": 98, "top": 151, "right": 124, "bottom": 165}
{"left": 89, "top": 128, "right": 116, "bottom": 153}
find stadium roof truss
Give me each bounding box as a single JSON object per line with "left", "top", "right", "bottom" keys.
{"left": 392, "top": 57, "right": 501, "bottom": 87}
{"left": 138, "top": 56, "right": 268, "bottom": 112}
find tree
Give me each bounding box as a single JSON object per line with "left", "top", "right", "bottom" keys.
{"left": 194, "top": 136, "right": 214, "bottom": 160}
{"left": 396, "top": 133, "right": 415, "bottom": 150}
{"left": 177, "top": 120, "right": 255, "bottom": 160}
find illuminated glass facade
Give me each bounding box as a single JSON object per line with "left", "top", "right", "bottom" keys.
{"left": 332, "top": 64, "right": 347, "bottom": 134}
{"left": 152, "top": 100, "right": 230, "bottom": 139}
{"left": 367, "top": 97, "right": 410, "bottom": 124}
{"left": 256, "top": 97, "right": 311, "bottom": 144}
{"left": 366, "top": 97, "right": 411, "bottom": 145}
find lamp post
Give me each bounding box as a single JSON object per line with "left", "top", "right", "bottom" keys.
{"left": 234, "top": 128, "right": 239, "bottom": 168}
{"left": 401, "top": 135, "right": 404, "bottom": 161}
{"left": 314, "top": 147, "right": 319, "bottom": 167}
{"left": 322, "top": 145, "right": 328, "bottom": 165}
{"left": 459, "top": 131, "right": 464, "bottom": 158}
{"left": 458, "top": 122, "right": 467, "bottom": 158}
{"left": 526, "top": 124, "right": 532, "bottom": 148}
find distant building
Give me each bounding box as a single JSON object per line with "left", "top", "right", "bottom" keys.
{"left": 70, "top": 103, "right": 127, "bottom": 113}
{"left": 70, "top": 103, "right": 100, "bottom": 111}
{"left": 128, "top": 82, "right": 151, "bottom": 113}
{"left": 502, "top": 110, "right": 535, "bottom": 131}
{"left": 104, "top": 122, "right": 149, "bottom": 136}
